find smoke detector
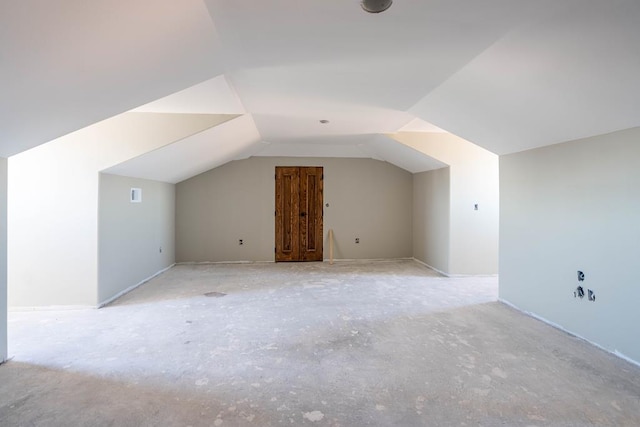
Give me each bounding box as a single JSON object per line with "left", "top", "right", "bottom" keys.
{"left": 361, "top": 0, "right": 393, "bottom": 13}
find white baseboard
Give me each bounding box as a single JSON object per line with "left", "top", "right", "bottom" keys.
{"left": 9, "top": 305, "right": 95, "bottom": 312}
{"left": 499, "top": 298, "right": 640, "bottom": 368}
{"left": 176, "top": 260, "right": 275, "bottom": 265}
{"left": 179, "top": 258, "right": 416, "bottom": 265}
{"left": 10, "top": 264, "right": 177, "bottom": 311}
{"left": 412, "top": 258, "right": 450, "bottom": 276}
{"left": 179, "top": 258, "right": 414, "bottom": 265}
{"left": 98, "top": 263, "right": 175, "bottom": 308}
{"left": 323, "top": 257, "right": 413, "bottom": 263}
{"left": 412, "top": 257, "right": 499, "bottom": 278}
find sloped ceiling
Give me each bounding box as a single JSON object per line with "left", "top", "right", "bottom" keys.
{"left": 203, "top": 0, "right": 640, "bottom": 155}
{"left": 103, "top": 114, "right": 259, "bottom": 184}
{"left": 409, "top": 0, "right": 640, "bottom": 154}
{"left": 132, "top": 75, "right": 245, "bottom": 115}
{"left": 0, "top": 0, "right": 224, "bottom": 157}
{"left": 3, "top": 0, "right": 639, "bottom": 171}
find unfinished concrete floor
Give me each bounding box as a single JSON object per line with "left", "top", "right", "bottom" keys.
{"left": 2, "top": 260, "right": 640, "bottom": 426}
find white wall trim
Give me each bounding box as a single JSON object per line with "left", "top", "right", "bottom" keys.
{"left": 324, "top": 257, "right": 413, "bottom": 263}
{"left": 450, "top": 273, "right": 499, "bottom": 278}
{"left": 177, "top": 258, "right": 413, "bottom": 265}
{"left": 176, "top": 260, "right": 275, "bottom": 265}
{"left": 9, "top": 305, "right": 96, "bottom": 312}
{"left": 500, "top": 298, "right": 640, "bottom": 368}
{"left": 98, "top": 263, "right": 175, "bottom": 308}
{"left": 412, "top": 257, "right": 450, "bottom": 276}
{"left": 412, "top": 257, "right": 499, "bottom": 278}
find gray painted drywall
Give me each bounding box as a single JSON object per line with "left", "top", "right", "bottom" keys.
{"left": 448, "top": 159, "right": 500, "bottom": 275}
{"left": 500, "top": 127, "right": 640, "bottom": 364}
{"left": 393, "top": 132, "right": 499, "bottom": 275}
{"left": 8, "top": 112, "right": 223, "bottom": 308}
{"left": 98, "top": 174, "right": 175, "bottom": 304}
{"left": 0, "top": 158, "right": 7, "bottom": 362}
{"left": 413, "top": 167, "right": 450, "bottom": 273}
{"left": 176, "top": 157, "right": 413, "bottom": 262}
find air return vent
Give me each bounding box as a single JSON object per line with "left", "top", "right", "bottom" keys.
{"left": 130, "top": 187, "right": 142, "bottom": 203}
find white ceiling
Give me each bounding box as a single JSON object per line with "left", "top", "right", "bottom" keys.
{"left": 3, "top": 0, "right": 640, "bottom": 177}
{"left": 0, "top": 0, "right": 224, "bottom": 157}
{"left": 104, "top": 114, "right": 260, "bottom": 184}
{"left": 409, "top": 0, "right": 640, "bottom": 153}
{"left": 132, "top": 75, "right": 245, "bottom": 115}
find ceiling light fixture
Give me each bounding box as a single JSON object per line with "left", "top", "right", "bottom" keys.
{"left": 361, "top": 0, "right": 393, "bottom": 13}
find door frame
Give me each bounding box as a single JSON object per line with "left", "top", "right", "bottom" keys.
{"left": 275, "top": 166, "right": 323, "bottom": 262}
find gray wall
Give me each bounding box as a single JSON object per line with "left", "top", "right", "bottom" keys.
{"left": 8, "top": 112, "right": 222, "bottom": 308}
{"left": 500, "top": 127, "right": 640, "bottom": 364}
{"left": 393, "top": 132, "right": 499, "bottom": 275}
{"left": 176, "top": 157, "right": 413, "bottom": 262}
{"left": 449, "top": 159, "right": 500, "bottom": 275}
{"left": 0, "top": 158, "right": 6, "bottom": 362}
{"left": 98, "top": 174, "right": 175, "bottom": 304}
{"left": 413, "top": 167, "right": 450, "bottom": 273}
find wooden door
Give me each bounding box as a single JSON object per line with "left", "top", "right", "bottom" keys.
{"left": 275, "top": 167, "right": 300, "bottom": 262}
{"left": 299, "top": 167, "right": 323, "bottom": 261}
{"left": 275, "top": 166, "right": 323, "bottom": 261}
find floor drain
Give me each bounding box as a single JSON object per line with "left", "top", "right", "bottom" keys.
{"left": 204, "top": 291, "right": 227, "bottom": 298}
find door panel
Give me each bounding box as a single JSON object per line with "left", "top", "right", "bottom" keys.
{"left": 300, "top": 167, "right": 323, "bottom": 261}
{"left": 275, "top": 166, "right": 323, "bottom": 262}
{"left": 275, "top": 167, "right": 300, "bottom": 261}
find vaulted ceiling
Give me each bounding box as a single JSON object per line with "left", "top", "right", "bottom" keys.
{"left": 2, "top": 0, "right": 639, "bottom": 180}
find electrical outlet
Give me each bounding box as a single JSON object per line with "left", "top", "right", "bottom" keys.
{"left": 239, "top": 239, "right": 244, "bottom": 246}
{"left": 355, "top": 238, "right": 360, "bottom": 244}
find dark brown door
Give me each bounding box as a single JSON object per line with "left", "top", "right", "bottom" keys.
{"left": 275, "top": 166, "right": 323, "bottom": 262}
